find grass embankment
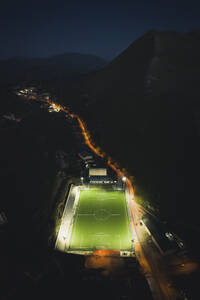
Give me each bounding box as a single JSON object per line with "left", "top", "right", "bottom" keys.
{"left": 48, "top": 175, "right": 81, "bottom": 247}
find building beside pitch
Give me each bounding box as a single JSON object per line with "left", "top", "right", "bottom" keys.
{"left": 78, "top": 150, "right": 120, "bottom": 186}
{"left": 88, "top": 167, "right": 116, "bottom": 184}
{"left": 89, "top": 168, "right": 107, "bottom": 176}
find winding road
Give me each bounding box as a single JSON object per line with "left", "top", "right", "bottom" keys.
{"left": 23, "top": 94, "right": 183, "bottom": 299}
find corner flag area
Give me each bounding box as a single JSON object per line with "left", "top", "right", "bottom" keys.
{"left": 68, "top": 188, "right": 133, "bottom": 253}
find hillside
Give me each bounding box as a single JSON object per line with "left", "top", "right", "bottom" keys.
{"left": 81, "top": 30, "right": 200, "bottom": 225}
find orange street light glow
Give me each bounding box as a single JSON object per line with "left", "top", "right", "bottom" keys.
{"left": 44, "top": 98, "right": 135, "bottom": 199}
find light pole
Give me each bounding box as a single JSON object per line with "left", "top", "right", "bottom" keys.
{"left": 122, "top": 176, "right": 126, "bottom": 190}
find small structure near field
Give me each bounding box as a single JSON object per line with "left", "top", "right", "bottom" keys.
{"left": 89, "top": 168, "right": 107, "bottom": 176}
{"left": 89, "top": 167, "right": 108, "bottom": 183}
{"left": 88, "top": 167, "right": 115, "bottom": 184}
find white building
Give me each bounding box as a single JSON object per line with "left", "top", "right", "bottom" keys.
{"left": 88, "top": 168, "right": 114, "bottom": 184}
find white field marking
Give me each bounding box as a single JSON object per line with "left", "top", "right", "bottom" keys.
{"left": 94, "top": 234, "right": 111, "bottom": 249}
{"left": 79, "top": 234, "right": 84, "bottom": 248}
{"left": 77, "top": 214, "right": 121, "bottom": 217}
{"left": 95, "top": 244, "right": 111, "bottom": 249}
{"left": 78, "top": 213, "right": 95, "bottom": 216}
{"left": 95, "top": 234, "right": 120, "bottom": 249}
{"left": 95, "top": 232, "right": 105, "bottom": 235}
{"left": 79, "top": 234, "right": 93, "bottom": 249}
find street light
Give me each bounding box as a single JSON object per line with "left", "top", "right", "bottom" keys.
{"left": 122, "top": 176, "right": 126, "bottom": 190}
{"left": 80, "top": 177, "right": 84, "bottom": 184}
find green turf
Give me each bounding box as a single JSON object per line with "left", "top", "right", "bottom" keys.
{"left": 68, "top": 189, "right": 132, "bottom": 251}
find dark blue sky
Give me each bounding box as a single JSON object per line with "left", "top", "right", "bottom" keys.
{"left": 1, "top": 0, "right": 200, "bottom": 60}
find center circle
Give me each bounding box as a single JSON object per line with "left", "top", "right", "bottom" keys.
{"left": 95, "top": 209, "right": 111, "bottom": 221}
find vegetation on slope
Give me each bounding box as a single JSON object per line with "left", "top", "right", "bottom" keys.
{"left": 78, "top": 30, "right": 200, "bottom": 226}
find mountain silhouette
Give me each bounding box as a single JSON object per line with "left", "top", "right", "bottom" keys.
{"left": 0, "top": 53, "right": 107, "bottom": 84}
{"left": 82, "top": 30, "right": 200, "bottom": 224}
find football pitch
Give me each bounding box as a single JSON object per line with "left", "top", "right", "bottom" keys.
{"left": 68, "top": 188, "right": 132, "bottom": 251}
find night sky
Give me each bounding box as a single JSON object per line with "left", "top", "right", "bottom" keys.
{"left": 1, "top": 0, "right": 200, "bottom": 60}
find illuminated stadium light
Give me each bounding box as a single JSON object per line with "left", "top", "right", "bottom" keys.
{"left": 122, "top": 177, "right": 126, "bottom": 182}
